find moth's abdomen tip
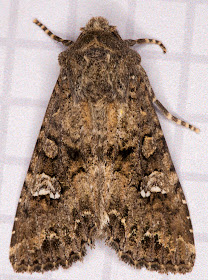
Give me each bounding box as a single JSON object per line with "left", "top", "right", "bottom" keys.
{"left": 195, "top": 128, "right": 200, "bottom": 134}
{"left": 33, "top": 18, "right": 38, "bottom": 24}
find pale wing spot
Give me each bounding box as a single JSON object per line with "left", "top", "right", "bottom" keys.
{"left": 182, "top": 199, "right": 187, "bottom": 204}
{"left": 31, "top": 173, "right": 61, "bottom": 199}
{"left": 141, "top": 190, "right": 151, "bottom": 198}
{"left": 141, "top": 190, "right": 146, "bottom": 198}
{"left": 54, "top": 193, "right": 60, "bottom": 199}
{"left": 50, "top": 193, "right": 55, "bottom": 199}
{"left": 39, "top": 189, "right": 49, "bottom": 196}
{"left": 150, "top": 186, "right": 161, "bottom": 193}
{"left": 146, "top": 191, "right": 150, "bottom": 197}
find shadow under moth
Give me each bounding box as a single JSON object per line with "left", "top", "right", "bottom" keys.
{"left": 10, "top": 17, "right": 199, "bottom": 274}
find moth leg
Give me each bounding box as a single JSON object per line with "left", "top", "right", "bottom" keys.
{"left": 125, "top": 38, "right": 166, "bottom": 53}
{"left": 152, "top": 96, "right": 200, "bottom": 133}
{"left": 33, "top": 19, "right": 73, "bottom": 46}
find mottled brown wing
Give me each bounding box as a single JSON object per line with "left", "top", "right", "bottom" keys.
{"left": 9, "top": 76, "right": 98, "bottom": 273}
{"left": 103, "top": 64, "right": 195, "bottom": 274}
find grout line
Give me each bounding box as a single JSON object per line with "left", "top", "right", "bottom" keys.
{"left": 1, "top": 39, "right": 208, "bottom": 65}
{"left": 140, "top": 50, "right": 208, "bottom": 65}
{"left": 4, "top": 96, "right": 49, "bottom": 108}
{"left": 0, "top": 273, "right": 41, "bottom": 280}
{"left": 195, "top": 232, "right": 208, "bottom": 243}
{"left": 161, "top": 0, "right": 208, "bottom": 3}
{"left": 173, "top": 2, "right": 196, "bottom": 170}
{"left": 68, "top": 0, "right": 78, "bottom": 41}
{"left": 183, "top": 172, "right": 208, "bottom": 182}
{"left": 0, "top": 36, "right": 64, "bottom": 51}
{"left": 0, "top": 155, "right": 30, "bottom": 166}
{"left": 125, "top": 0, "right": 137, "bottom": 38}
{"left": 0, "top": 214, "right": 14, "bottom": 224}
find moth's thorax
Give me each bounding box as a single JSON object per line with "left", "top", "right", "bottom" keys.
{"left": 64, "top": 42, "right": 132, "bottom": 103}
{"left": 59, "top": 22, "right": 140, "bottom": 103}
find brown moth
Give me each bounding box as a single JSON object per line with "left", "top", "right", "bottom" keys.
{"left": 10, "top": 17, "right": 198, "bottom": 274}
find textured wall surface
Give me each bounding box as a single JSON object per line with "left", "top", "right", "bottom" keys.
{"left": 0, "top": 0, "right": 207, "bottom": 279}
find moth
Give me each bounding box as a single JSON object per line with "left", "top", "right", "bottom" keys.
{"left": 10, "top": 17, "right": 198, "bottom": 274}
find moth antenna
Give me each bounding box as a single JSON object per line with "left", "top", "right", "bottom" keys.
{"left": 126, "top": 38, "right": 167, "bottom": 53}
{"left": 152, "top": 97, "right": 200, "bottom": 133}
{"left": 33, "top": 18, "right": 73, "bottom": 46}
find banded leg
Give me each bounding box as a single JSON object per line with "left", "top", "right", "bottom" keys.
{"left": 125, "top": 38, "right": 167, "bottom": 53}
{"left": 33, "top": 19, "right": 73, "bottom": 46}
{"left": 151, "top": 95, "right": 200, "bottom": 133}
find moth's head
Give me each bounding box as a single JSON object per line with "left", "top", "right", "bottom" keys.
{"left": 80, "top": 17, "right": 117, "bottom": 33}
{"left": 72, "top": 17, "right": 123, "bottom": 52}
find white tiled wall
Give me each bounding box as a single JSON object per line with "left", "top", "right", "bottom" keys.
{"left": 0, "top": 1, "right": 207, "bottom": 279}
